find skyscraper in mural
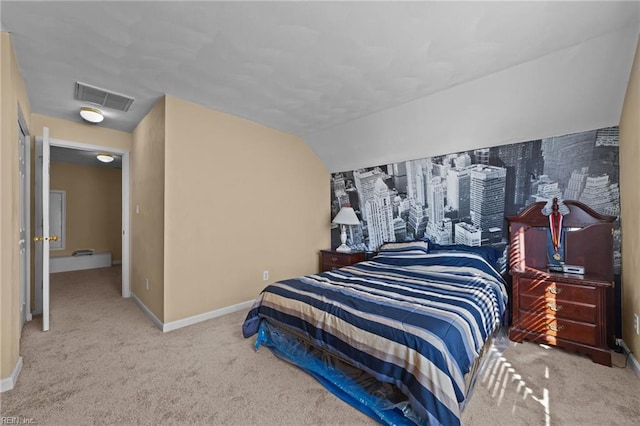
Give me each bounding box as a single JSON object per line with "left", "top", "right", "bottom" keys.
{"left": 579, "top": 174, "right": 616, "bottom": 215}
{"left": 332, "top": 174, "right": 350, "bottom": 209}
{"left": 474, "top": 148, "right": 490, "bottom": 165}
{"left": 469, "top": 165, "right": 506, "bottom": 242}
{"left": 530, "top": 175, "right": 563, "bottom": 203}
{"left": 354, "top": 168, "right": 388, "bottom": 219}
{"left": 365, "top": 178, "right": 395, "bottom": 249}
{"left": 446, "top": 168, "right": 470, "bottom": 219}
{"left": 592, "top": 127, "right": 620, "bottom": 184}
{"left": 491, "top": 140, "right": 542, "bottom": 216}
{"left": 564, "top": 167, "right": 589, "bottom": 200}
{"left": 427, "top": 177, "right": 445, "bottom": 224}
{"left": 407, "top": 204, "right": 427, "bottom": 241}
{"left": 542, "top": 130, "right": 596, "bottom": 188}
{"left": 425, "top": 176, "right": 447, "bottom": 242}
{"left": 391, "top": 163, "right": 408, "bottom": 194}
{"left": 455, "top": 222, "right": 481, "bottom": 246}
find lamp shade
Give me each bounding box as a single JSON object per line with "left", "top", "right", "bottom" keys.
{"left": 332, "top": 207, "right": 360, "bottom": 225}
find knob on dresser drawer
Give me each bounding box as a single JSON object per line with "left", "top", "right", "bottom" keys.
{"left": 547, "top": 323, "right": 565, "bottom": 332}
{"left": 547, "top": 303, "right": 563, "bottom": 312}
{"left": 547, "top": 286, "right": 563, "bottom": 295}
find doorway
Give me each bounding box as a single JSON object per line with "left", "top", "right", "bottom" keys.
{"left": 34, "top": 130, "right": 130, "bottom": 330}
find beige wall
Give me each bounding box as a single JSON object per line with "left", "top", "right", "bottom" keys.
{"left": 50, "top": 162, "right": 122, "bottom": 261}
{"left": 162, "top": 96, "right": 330, "bottom": 322}
{"left": 619, "top": 36, "right": 640, "bottom": 358}
{"left": 1, "top": 32, "right": 32, "bottom": 378}
{"left": 131, "top": 98, "right": 166, "bottom": 321}
{"left": 31, "top": 114, "right": 132, "bottom": 151}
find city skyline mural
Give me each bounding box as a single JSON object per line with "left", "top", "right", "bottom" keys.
{"left": 330, "top": 126, "right": 621, "bottom": 273}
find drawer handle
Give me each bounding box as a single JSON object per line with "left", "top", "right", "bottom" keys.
{"left": 547, "top": 323, "right": 565, "bottom": 332}
{"left": 331, "top": 257, "right": 338, "bottom": 262}
{"left": 547, "top": 286, "right": 563, "bottom": 295}
{"left": 547, "top": 303, "right": 563, "bottom": 312}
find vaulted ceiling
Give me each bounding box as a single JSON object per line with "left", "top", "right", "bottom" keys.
{"left": 2, "top": 1, "right": 639, "bottom": 167}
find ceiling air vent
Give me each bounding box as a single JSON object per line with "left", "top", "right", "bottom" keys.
{"left": 74, "top": 82, "right": 134, "bottom": 112}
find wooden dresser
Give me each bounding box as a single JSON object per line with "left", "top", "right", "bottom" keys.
{"left": 507, "top": 200, "right": 616, "bottom": 366}
{"left": 320, "top": 250, "right": 365, "bottom": 272}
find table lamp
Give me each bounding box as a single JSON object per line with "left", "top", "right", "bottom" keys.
{"left": 332, "top": 207, "right": 360, "bottom": 252}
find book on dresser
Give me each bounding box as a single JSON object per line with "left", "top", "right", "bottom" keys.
{"left": 507, "top": 199, "right": 616, "bottom": 366}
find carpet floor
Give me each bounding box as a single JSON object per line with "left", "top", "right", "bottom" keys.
{"left": 1, "top": 266, "right": 638, "bottom": 425}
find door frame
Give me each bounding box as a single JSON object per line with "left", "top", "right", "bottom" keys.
{"left": 34, "top": 135, "right": 131, "bottom": 306}
{"left": 18, "top": 107, "right": 31, "bottom": 323}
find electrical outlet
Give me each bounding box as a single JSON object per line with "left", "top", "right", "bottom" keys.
{"left": 263, "top": 270, "right": 269, "bottom": 281}
{"left": 634, "top": 313, "right": 639, "bottom": 335}
{"left": 145, "top": 277, "right": 149, "bottom": 291}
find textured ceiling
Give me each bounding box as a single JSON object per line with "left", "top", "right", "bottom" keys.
{"left": 1, "top": 1, "right": 639, "bottom": 138}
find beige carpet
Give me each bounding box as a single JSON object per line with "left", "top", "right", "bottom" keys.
{"left": 1, "top": 267, "right": 638, "bottom": 425}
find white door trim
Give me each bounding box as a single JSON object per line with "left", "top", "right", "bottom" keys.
{"left": 34, "top": 138, "right": 43, "bottom": 316}
{"left": 42, "top": 128, "right": 50, "bottom": 331}
{"left": 18, "top": 107, "right": 31, "bottom": 323}
{"left": 39, "top": 136, "right": 131, "bottom": 299}
{"left": 121, "top": 151, "right": 130, "bottom": 298}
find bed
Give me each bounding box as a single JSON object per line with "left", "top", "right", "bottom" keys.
{"left": 242, "top": 241, "right": 508, "bottom": 425}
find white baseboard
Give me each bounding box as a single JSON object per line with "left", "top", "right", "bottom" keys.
{"left": 130, "top": 292, "right": 164, "bottom": 331}
{"left": 163, "top": 299, "right": 254, "bottom": 332}
{"left": 0, "top": 357, "right": 23, "bottom": 392}
{"left": 130, "top": 292, "right": 254, "bottom": 333}
{"left": 619, "top": 339, "right": 640, "bottom": 379}
{"left": 630, "top": 353, "right": 640, "bottom": 379}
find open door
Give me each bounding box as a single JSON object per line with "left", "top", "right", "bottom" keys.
{"left": 34, "top": 127, "right": 54, "bottom": 331}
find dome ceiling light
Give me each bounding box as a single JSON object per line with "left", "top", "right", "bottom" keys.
{"left": 80, "top": 106, "right": 104, "bottom": 123}
{"left": 96, "top": 153, "right": 114, "bottom": 163}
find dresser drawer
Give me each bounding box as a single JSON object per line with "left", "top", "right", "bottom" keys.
{"left": 322, "top": 260, "right": 343, "bottom": 271}
{"left": 320, "top": 250, "right": 365, "bottom": 272}
{"left": 519, "top": 310, "right": 597, "bottom": 346}
{"left": 519, "top": 277, "right": 597, "bottom": 305}
{"left": 520, "top": 294, "right": 597, "bottom": 323}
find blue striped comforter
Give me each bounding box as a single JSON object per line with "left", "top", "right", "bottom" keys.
{"left": 242, "top": 250, "right": 508, "bottom": 425}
